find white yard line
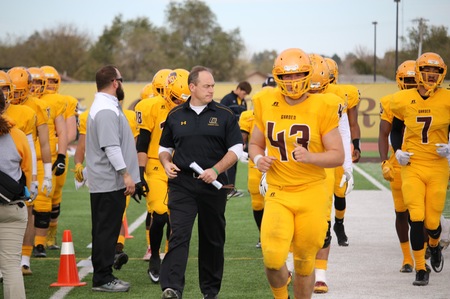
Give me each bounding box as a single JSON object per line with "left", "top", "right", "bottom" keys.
{"left": 353, "top": 164, "right": 389, "bottom": 192}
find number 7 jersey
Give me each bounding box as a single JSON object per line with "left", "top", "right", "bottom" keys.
{"left": 253, "top": 87, "right": 342, "bottom": 186}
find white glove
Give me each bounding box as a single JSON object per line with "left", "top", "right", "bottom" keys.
{"left": 74, "top": 178, "right": 86, "bottom": 190}
{"left": 30, "top": 181, "right": 39, "bottom": 202}
{"left": 339, "top": 169, "right": 354, "bottom": 195}
{"left": 240, "top": 152, "right": 249, "bottom": 163}
{"left": 395, "top": 150, "right": 414, "bottom": 166}
{"left": 436, "top": 143, "right": 450, "bottom": 157}
{"left": 42, "top": 176, "right": 52, "bottom": 196}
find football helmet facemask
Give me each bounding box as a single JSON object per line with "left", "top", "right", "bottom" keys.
{"left": 415, "top": 52, "right": 447, "bottom": 95}
{"left": 0, "top": 70, "right": 13, "bottom": 103}
{"left": 272, "top": 48, "right": 312, "bottom": 99}
{"left": 41, "top": 65, "right": 61, "bottom": 94}
{"left": 28, "top": 67, "right": 48, "bottom": 97}
{"left": 152, "top": 69, "right": 172, "bottom": 96}
{"left": 325, "top": 58, "right": 339, "bottom": 84}
{"left": 309, "top": 53, "right": 330, "bottom": 93}
{"left": 164, "top": 68, "right": 190, "bottom": 110}
{"left": 7, "top": 67, "right": 31, "bottom": 104}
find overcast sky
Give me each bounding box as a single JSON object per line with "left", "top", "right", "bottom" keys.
{"left": 2, "top": 0, "right": 450, "bottom": 59}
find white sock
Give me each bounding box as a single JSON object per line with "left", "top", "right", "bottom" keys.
{"left": 315, "top": 268, "right": 327, "bottom": 283}
{"left": 21, "top": 255, "right": 30, "bottom": 266}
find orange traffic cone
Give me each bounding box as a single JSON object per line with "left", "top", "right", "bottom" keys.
{"left": 123, "top": 216, "right": 134, "bottom": 239}
{"left": 50, "top": 230, "right": 87, "bottom": 287}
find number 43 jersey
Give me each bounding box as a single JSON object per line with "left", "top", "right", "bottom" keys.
{"left": 253, "top": 87, "right": 342, "bottom": 187}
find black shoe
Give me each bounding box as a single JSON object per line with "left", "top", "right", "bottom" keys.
{"left": 113, "top": 252, "right": 129, "bottom": 270}
{"left": 412, "top": 270, "right": 429, "bottom": 286}
{"left": 429, "top": 245, "right": 444, "bottom": 273}
{"left": 161, "top": 288, "right": 181, "bottom": 299}
{"left": 400, "top": 263, "right": 413, "bottom": 273}
{"left": 33, "top": 244, "right": 47, "bottom": 258}
{"left": 148, "top": 255, "right": 161, "bottom": 283}
{"left": 425, "top": 246, "right": 431, "bottom": 259}
{"left": 333, "top": 221, "right": 349, "bottom": 246}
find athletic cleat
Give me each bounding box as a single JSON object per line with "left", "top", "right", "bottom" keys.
{"left": 400, "top": 263, "right": 413, "bottom": 273}
{"left": 333, "top": 222, "right": 349, "bottom": 246}
{"left": 33, "top": 244, "right": 47, "bottom": 258}
{"left": 429, "top": 245, "right": 444, "bottom": 273}
{"left": 148, "top": 268, "right": 160, "bottom": 283}
{"left": 113, "top": 252, "right": 129, "bottom": 270}
{"left": 255, "top": 241, "right": 261, "bottom": 248}
{"left": 227, "top": 189, "right": 244, "bottom": 199}
{"left": 92, "top": 278, "right": 130, "bottom": 292}
{"left": 412, "top": 269, "right": 429, "bottom": 286}
{"left": 143, "top": 246, "right": 152, "bottom": 261}
{"left": 425, "top": 246, "right": 431, "bottom": 260}
{"left": 148, "top": 255, "right": 161, "bottom": 283}
{"left": 161, "top": 288, "right": 181, "bottom": 299}
{"left": 21, "top": 265, "right": 32, "bottom": 275}
{"left": 314, "top": 281, "right": 328, "bottom": 294}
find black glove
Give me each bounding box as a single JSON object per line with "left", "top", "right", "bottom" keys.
{"left": 132, "top": 182, "right": 145, "bottom": 204}
{"left": 52, "top": 154, "right": 66, "bottom": 176}
{"left": 139, "top": 166, "right": 149, "bottom": 195}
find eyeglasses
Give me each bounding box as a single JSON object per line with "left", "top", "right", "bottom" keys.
{"left": 112, "top": 78, "right": 123, "bottom": 83}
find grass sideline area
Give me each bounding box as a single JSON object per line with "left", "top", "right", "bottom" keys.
{"left": 1, "top": 157, "right": 449, "bottom": 298}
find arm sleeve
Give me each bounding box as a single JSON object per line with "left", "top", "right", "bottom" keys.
{"left": 104, "top": 145, "right": 127, "bottom": 171}
{"left": 136, "top": 129, "right": 151, "bottom": 153}
{"left": 338, "top": 113, "right": 352, "bottom": 171}
{"left": 26, "top": 133, "right": 37, "bottom": 176}
{"left": 228, "top": 143, "right": 244, "bottom": 160}
{"left": 390, "top": 117, "right": 404, "bottom": 152}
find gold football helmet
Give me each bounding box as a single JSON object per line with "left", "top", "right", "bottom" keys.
{"left": 309, "top": 53, "right": 330, "bottom": 93}
{"left": 140, "top": 83, "right": 154, "bottom": 100}
{"left": 152, "top": 69, "right": 172, "bottom": 96}
{"left": 272, "top": 48, "right": 312, "bottom": 99}
{"left": 0, "top": 70, "right": 13, "bottom": 103}
{"left": 415, "top": 52, "right": 447, "bottom": 95}
{"left": 28, "top": 67, "right": 48, "bottom": 97}
{"left": 396, "top": 60, "right": 417, "bottom": 90}
{"left": 41, "top": 65, "right": 61, "bottom": 94}
{"left": 325, "top": 58, "right": 339, "bottom": 84}
{"left": 164, "top": 68, "right": 190, "bottom": 110}
{"left": 7, "top": 67, "right": 31, "bottom": 104}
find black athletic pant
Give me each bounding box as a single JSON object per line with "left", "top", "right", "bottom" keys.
{"left": 160, "top": 172, "right": 228, "bottom": 296}
{"left": 90, "top": 189, "right": 126, "bottom": 287}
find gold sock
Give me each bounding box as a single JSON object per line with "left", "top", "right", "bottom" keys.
{"left": 22, "top": 245, "right": 33, "bottom": 257}
{"left": 271, "top": 275, "right": 291, "bottom": 299}
{"left": 400, "top": 241, "right": 413, "bottom": 265}
{"left": 413, "top": 248, "right": 426, "bottom": 271}
{"left": 428, "top": 237, "right": 439, "bottom": 248}
{"left": 335, "top": 210, "right": 346, "bottom": 220}
{"left": 315, "top": 259, "right": 328, "bottom": 270}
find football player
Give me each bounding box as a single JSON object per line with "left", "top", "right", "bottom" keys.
{"left": 390, "top": 52, "right": 450, "bottom": 286}
{"left": 378, "top": 60, "right": 417, "bottom": 273}
{"left": 135, "top": 69, "right": 172, "bottom": 261}
{"left": 308, "top": 54, "right": 353, "bottom": 294}
{"left": 136, "top": 68, "right": 190, "bottom": 283}
{"left": 249, "top": 48, "right": 344, "bottom": 299}
{"left": 325, "top": 57, "right": 361, "bottom": 247}
{"left": 40, "top": 66, "right": 78, "bottom": 251}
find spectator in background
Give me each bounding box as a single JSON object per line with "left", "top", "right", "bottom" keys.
{"left": 220, "top": 81, "right": 252, "bottom": 198}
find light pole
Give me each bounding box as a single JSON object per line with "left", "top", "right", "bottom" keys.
{"left": 372, "top": 21, "right": 377, "bottom": 82}
{"left": 394, "top": 0, "right": 400, "bottom": 72}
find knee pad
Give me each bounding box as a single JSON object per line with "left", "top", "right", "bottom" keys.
{"left": 322, "top": 221, "right": 332, "bottom": 249}
{"left": 426, "top": 225, "right": 442, "bottom": 240}
{"left": 50, "top": 204, "right": 60, "bottom": 220}
{"left": 410, "top": 221, "right": 425, "bottom": 250}
{"left": 33, "top": 211, "right": 51, "bottom": 229}
{"left": 334, "top": 195, "right": 346, "bottom": 211}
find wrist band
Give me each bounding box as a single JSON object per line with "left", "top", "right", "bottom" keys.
{"left": 253, "top": 154, "right": 263, "bottom": 166}
{"left": 352, "top": 139, "right": 361, "bottom": 152}
{"left": 212, "top": 167, "right": 219, "bottom": 175}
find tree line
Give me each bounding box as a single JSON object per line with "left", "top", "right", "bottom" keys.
{"left": 1, "top": 0, "right": 449, "bottom": 82}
